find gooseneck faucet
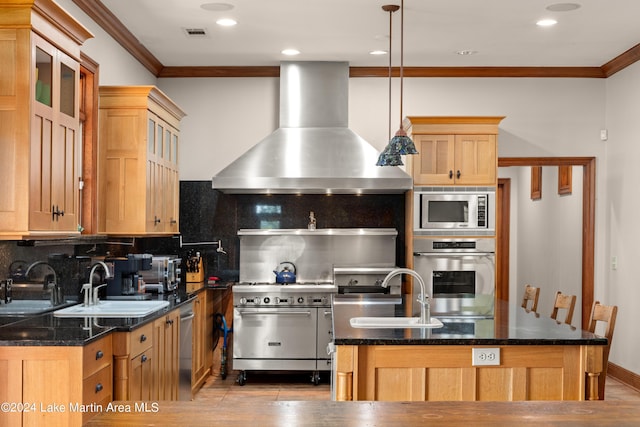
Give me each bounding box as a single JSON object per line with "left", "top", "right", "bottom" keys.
{"left": 25, "top": 261, "right": 61, "bottom": 305}
{"left": 82, "top": 261, "right": 112, "bottom": 306}
{"left": 381, "top": 268, "right": 431, "bottom": 324}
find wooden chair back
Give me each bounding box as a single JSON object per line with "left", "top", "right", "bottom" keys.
{"left": 550, "top": 291, "right": 576, "bottom": 325}
{"left": 587, "top": 301, "right": 618, "bottom": 400}
{"left": 521, "top": 284, "right": 540, "bottom": 313}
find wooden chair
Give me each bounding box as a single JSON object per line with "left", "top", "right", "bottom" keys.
{"left": 550, "top": 291, "right": 576, "bottom": 325}
{"left": 587, "top": 301, "right": 618, "bottom": 400}
{"left": 521, "top": 284, "right": 540, "bottom": 313}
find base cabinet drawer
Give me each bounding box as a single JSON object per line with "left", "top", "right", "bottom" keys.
{"left": 82, "top": 365, "right": 113, "bottom": 424}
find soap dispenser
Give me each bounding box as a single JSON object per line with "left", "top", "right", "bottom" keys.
{"left": 308, "top": 211, "right": 317, "bottom": 230}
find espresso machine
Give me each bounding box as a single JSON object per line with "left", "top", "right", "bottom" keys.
{"left": 105, "top": 254, "right": 153, "bottom": 300}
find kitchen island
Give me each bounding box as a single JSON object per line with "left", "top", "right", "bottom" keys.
{"left": 332, "top": 294, "right": 607, "bottom": 402}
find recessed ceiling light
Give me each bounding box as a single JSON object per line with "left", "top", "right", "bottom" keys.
{"left": 546, "top": 3, "right": 581, "bottom": 12}
{"left": 536, "top": 18, "right": 558, "bottom": 27}
{"left": 216, "top": 18, "right": 237, "bottom": 27}
{"left": 281, "top": 49, "right": 300, "bottom": 56}
{"left": 455, "top": 50, "right": 478, "bottom": 56}
{"left": 200, "top": 2, "right": 234, "bottom": 12}
{"left": 370, "top": 50, "right": 387, "bottom": 55}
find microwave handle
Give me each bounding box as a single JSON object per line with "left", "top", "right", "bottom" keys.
{"left": 414, "top": 252, "right": 495, "bottom": 257}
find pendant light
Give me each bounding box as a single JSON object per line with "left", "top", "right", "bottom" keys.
{"left": 376, "top": 0, "right": 417, "bottom": 167}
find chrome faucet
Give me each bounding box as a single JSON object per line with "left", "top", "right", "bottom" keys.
{"left": 380, "top": 268, "right": 431, "bottom": 324}
{"left": 25, "top": 261, "right": 61, "bottom": 305}
{"left": 82, "top": 262, "right": 112, "bottom": 306}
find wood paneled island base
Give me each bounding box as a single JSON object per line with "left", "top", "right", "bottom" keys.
{"left": 85, "top": 400, "right": 640, "bottom": 426}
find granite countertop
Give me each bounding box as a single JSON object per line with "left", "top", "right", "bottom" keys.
{"left": 0, "top": 289, "right": 197, "bottom": 346}
{"left": 332, "top": 294, "right": 608, "bottom": 346}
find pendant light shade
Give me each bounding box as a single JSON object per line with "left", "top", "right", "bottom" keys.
{"left": 377, "top": 0, "right": 417, "bottom": 166}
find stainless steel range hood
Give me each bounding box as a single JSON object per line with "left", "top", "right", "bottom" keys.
{"left": 212, "top": 61, "right": 412, "bottom": 194}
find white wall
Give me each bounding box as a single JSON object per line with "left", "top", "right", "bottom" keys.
{"left": 604, "top": 61, "right": 640, "bottom": 374}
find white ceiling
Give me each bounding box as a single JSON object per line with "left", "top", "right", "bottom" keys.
{"left": 99, "top": 0, "right": 640, "bottom": 68}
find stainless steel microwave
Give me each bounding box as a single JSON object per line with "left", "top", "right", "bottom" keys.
{"left": 414, "top": 190, "right": 495, "bottom": 232}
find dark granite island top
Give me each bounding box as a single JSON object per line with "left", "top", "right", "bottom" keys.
{"left": 332, "top": 294, "right": 607, "bottom": 401}
{"left": 332, "top": 294, "right": 607, "bottom": 346}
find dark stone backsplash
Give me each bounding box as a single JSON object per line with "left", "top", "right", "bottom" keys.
{"left": 0, "top": 180, "right": 406, "bottom": 293}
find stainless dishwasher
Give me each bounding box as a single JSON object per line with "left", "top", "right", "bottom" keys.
{"left": 179, "top": 301, "right": 195, "bottom": 400}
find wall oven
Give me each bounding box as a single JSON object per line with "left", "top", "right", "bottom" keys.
{"left": 414, "top": 189, "right": 495, "bottom": 234}
{"left": 413, "top": 238, "right": 495, "bottom": 318}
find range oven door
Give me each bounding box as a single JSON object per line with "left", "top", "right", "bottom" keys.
{"left": 414, "top": 252, "right": 495, "bottom": 317}
{"left": 233, "top": 307, "right": 318, "bottom": 361}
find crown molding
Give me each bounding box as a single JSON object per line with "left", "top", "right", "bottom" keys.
{"left": 73, "top": 0, "right": 639, "bottom": 79}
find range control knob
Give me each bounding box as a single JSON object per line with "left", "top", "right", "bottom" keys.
{"left": 239, "top": 297, "right": 247, "bottom": 305}
{"left": 297, "top": 297, "right": 305, "bottom": 304}
{"left": 264, "top": 297, "right": 271, "bottom": 304}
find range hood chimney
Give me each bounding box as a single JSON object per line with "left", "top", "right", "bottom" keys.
{"left": 212, "top": 61, "right": 412, "bottom": 194}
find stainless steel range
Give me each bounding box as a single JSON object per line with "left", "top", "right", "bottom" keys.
{"left": 232, "top": 282, "right": 336, "bottom": 386}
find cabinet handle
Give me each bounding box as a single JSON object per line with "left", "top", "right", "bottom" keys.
{"left": 154, "top": 216, "right": 161, "bottom": 225}
{"left": 456, "top": 170, "right": 461, "bottom": 179}
{"left": 141, "top": 354, "right": 148, "bottom": 363}
{"left": 170, "top": 218, "right": 177, "bottom": 225}
{"left": 448, "top": 170, "right": 453, "bottom": 179}
{"left": 166, "top": 318, "right": 174, "bottom": 325}
{"left": 51, "top": 205, "right": 65, "bottom": 221}
{"left": 95, "top": 383, "right": 103, "bottom": 393}
{"left": 95, "top": 350, "right": 104, "bottom": 360}
{"left": 140, "top": 334, "right": 147, "bottom": 342}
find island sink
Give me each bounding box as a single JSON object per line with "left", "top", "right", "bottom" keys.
{"left": 350, "top": 316, "right": 444, "bottom": 329}
{"left": 53, "top": 300, "right": 170, "bottom": 318}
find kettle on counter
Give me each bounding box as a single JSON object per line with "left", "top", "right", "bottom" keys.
{"left": 273, "top": 262, "right": 297, "bottom": 284}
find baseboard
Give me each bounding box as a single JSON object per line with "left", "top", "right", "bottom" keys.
{"left": 608, "top": 362, "right": 640, "bottom": 392}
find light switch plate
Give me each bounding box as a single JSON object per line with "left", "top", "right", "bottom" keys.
{"left": 472, "top": 348, "right": 500, "bottom": 366}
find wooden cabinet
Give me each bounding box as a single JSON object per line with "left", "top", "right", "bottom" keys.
{"left": 153, "top": 308, "right": 180, "bottom": 400}
{"left": 112, "top": 308, "right": 180, "bottom": 401}
{"left": 335, "top": 344, "right": 596, "bottom": 402}
{"left": 0, "top": 335, "right": 112, "bottom": 427}
{"left": 113, "top": 321, "right": 154, "bottom": 400}
{"left": 82, "top": 335, "right": 113, "bottom": 424}
{"left": 0, "top": 0, "right": 92, "bottom": 239}
{"left": 98, "top": 86, "right": 186, "bottom": 235}
{"left": 192, "top": 290, "right": 213, "bottom": 395}
{"left": 405, "top": 117, "right": 504, "bottom": 186}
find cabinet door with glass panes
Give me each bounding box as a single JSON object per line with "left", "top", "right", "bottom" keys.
{"left": 30, "top": 33, "right": 81, "bottom": 232}
{"left": 146, "top": 112, "right": 180, "bottom": 233}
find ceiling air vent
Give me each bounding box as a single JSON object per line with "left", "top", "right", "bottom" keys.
{"left": 182, "top": 28, "right": 209, "bottom": 38}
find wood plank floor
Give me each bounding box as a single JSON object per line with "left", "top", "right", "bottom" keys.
{"left": 194, "top": 371, "right": 640, "bottom": 402}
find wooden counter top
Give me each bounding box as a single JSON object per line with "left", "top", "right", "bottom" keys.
{"left": 85, "top": 400, "right": 640, "bottom": 426}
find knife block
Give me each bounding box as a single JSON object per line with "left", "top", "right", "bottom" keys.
{"left": 186, "top": 258, "right": 204, "bottom": 283}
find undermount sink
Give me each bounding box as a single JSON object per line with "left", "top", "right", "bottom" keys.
{"left": 0, "top": 300, "right": 75, "bottom": 316}
{"left": 350, "top": 316, "right": 444, "bottom": 329}
{"left": 53, "top": 300, "right": 170, "bottom": 318}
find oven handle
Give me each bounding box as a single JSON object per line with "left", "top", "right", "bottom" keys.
{"left": 414, "top": 252, "right": 495, "bottom": 257}
{"left": 236, "top": 309, "right": 312, "bottom": 316}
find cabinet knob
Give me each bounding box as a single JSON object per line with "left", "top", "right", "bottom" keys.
{"left": 140, "top": 334, "right": 147, "bottom": 342}
{"left": 166, "top": 318, "right": 174, "bottom": 325}
{"left": 456, "top": 170, "right": 461, "bottom": 179}
{"left": 170, "top": 218, "right": 177, "bottom": 225}
{"left": 154, "top": 216, "right": 161, "bottom": 225}
{"left": 141, "top": 354, "right": 148, "bottom": 363}
{"left": 449, "top": 170, "right": 453, "bottom": 179}
{"left": 95, "top": 383, "right": 103, "bottom": 393}
{"left": 95, "top": 350, "right": 104, "bottom": 360}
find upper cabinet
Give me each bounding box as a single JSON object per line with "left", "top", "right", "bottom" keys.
{"left": 405, "top": 117, "right": 504, "bottom": 186}
{"left": 0, "top": 0, "right": 93, "bottom": 240}
{"left": 98, "top": 86, "right": 186, "bottom": 235}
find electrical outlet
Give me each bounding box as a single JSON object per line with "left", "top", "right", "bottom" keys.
{"left": 472, "top": 348, "right": 500, "bottom": 366}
